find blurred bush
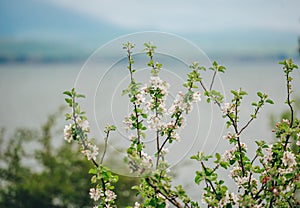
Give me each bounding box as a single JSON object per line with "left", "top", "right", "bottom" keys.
{"left": 0, "top": 108, "right": 139, "bottom": 207}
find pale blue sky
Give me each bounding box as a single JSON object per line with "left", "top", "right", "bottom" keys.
{"left": 0, "top": 0, "right": 299, "bottom": 60}
{"left": 48, "top": 0, "right": 300, "bottom": 33}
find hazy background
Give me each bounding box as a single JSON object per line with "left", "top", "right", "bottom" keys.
{"left": 1, "top": 0, "right": 300, "bottom": 202}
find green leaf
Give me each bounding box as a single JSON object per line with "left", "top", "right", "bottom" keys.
{"left": 88, "top": 168, "right": 97, "bottom": 174}
{"left": 63, "top": 91, "right": 72, "bottom": 97}
{"left": 257, "top": 92, "right": 263, "bottom": 98}
{"left": 266, "top": 99, "right": 274, "bottom": 104}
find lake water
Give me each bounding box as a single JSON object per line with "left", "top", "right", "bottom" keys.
{"left": 1, "top": 58, "right": 299, "bottom": 200}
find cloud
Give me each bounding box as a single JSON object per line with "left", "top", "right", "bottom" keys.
{"left": 45, "top": 0, "right": 300, "bottom": 33}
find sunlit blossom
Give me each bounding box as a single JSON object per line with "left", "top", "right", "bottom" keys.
{"left": 89, "top": 188, "right": 102, "bottom": 201}
{"left": 192, "top": 91, "right": 201, "bottom": 102}
{"left": 77, "top": 118, "right": 90, "bottom": 132}
{"left": 134, "top": 202, "right": 140, "bottom": 208}
{"left": 82, "top": 143, "right": 99, "bottom": 161}
{"left": 63, "top": 123, "right": 73, "bottom": 143}
{"left": 105, "top": 190, "right": 117, "bottom": 202}
{"left": 282, "top": 151, "right": 296, "bottom": 167}
{"left": 221, "top": 102, "right": 235, "bottom": 115}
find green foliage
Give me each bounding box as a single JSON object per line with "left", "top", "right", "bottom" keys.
{"left": 63, "top": 43, "right": 300, "bottom": 208}
{"left": 0, "top": 108, "right": 138, "bottom": 207}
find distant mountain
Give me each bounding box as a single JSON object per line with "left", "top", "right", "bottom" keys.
{"left": 0, "top": 0, "right": 130, "bottom": 62}
{"left": 0, "top": 0, "right": 299, "bottom": 63}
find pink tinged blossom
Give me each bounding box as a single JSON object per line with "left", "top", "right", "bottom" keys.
{"left": 134, "top": 202, "right": 141, "bottom": 208}
{"left": 147, "top": 115, "right": 163, "bottom": 131}
{"left": 104, "top": 190, "right": 117, "bottom": 202}
{"left": 221, "top": 102, "right": 235, "bottom": 115}
{"left": 264, "top": 145, "right": 273, "bottom": 163}
{"left": 236, "top": 176, "right": 249, "bottom": 186}
{"left": 296, "top": 133, "right": 300, "bottom": 146}
{"left": 123, "top": 115, "right": 133, "bottom": 130}
{"left": 282, "top": 151, "right": 296, "bottom": 167}
{"left": 223, "top": 131, "right": 235, "bottom": 140}
{"left": 169, "top": 92, "right": 186, "bottom": 114}
{"left": 89, "top": 188, "right": 102, "bottom": 201}
{"left": 218, "top": 191, "right": 239, "bottom": 207}
{"left": 192, "top": 91, "right": 201, "bottom": 102}
{"left": 134, "top": 93, "right": 145, "bottom": 106}
{"left": 63, "top": 123, "right": 73, "bottom": 143}
{"left": 170, "top": 131, "right": 180, "bottom": 142}
{"left": 77, "top": 118, "right": 90, "bottom": 132}
{"left": 160, "top": 148, "right": 169, "bottom": 157}
{"left": 82, "top": 143, "right": 99, "bottom": 161}
{"left": 229, "top": 166, "right": 242, "bottom": 178}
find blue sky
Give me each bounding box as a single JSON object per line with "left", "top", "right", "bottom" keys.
{"left": 0, "top": 0, "right": 299, "bottom": 61}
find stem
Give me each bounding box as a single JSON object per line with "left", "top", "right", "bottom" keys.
{"left": 201, "top": 162, "right": 218, "bottom": 196}
{"left": 145, "top": 177, "right": 183, "bottom": 208}
{"left": 286, "top": 72, "right": 294, "bottom": 128}
{"left": 100, "top": 130, "right": 110, "bottom": 164}
{"left": 158, "top": 112, "right": 182, "bottom": 154}
{"left": 126, "top": 46, "right": 142, "bottom": 157}
{"left": 209, "top": 70, "right": 217, "bottom": 91}
{"left": 239, "top": 106, "right": 260, "bottom": 135}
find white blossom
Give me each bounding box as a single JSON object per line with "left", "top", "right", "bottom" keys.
{"left": 296, "top": 133, "right": 300, "bottom": 146}
{"left": 192, "top": 91, "right": 201, "bottom": 102}
{"left": 105, "top": 190, "right": 117, "bottom": 202}
{"left": 223, "top": 131, "right": 235, "bottom": 140}
{"left": 264, "top": 144, "right": 273, "bottom": 163}
{"left": 123, "top": 114, "right": 133, "bottom": 130}
{"left": 218, "top": 191, "right": 239, "bottom": 207}
{"left": 147, "top": 115, "right": 163, "bottom": 131}
{"left": 82, "top": 143, "right": 99, "bottom": 161}
{"left": 169, "top": 92, "right": 186, "bottom": 114}
{"left": 134, "top": 93, "right": 145, "bottom": 106}
{"left": 282, "top": 151, "right": 296, "bottom": 167}
{"left": 134, "top": 202, "right": 140, "bottom": 208}
{"left": 63, "top": 123, "right": 73, "bottom": 143}
{"left": 230, "top": 166, "right": 242, "bottom": 178}
{"left": 236, "top": 176, "right": 249, "bottom": 186}
{"left": 149, "top": 76, "right": 169, "bottom": 95}
{"left": 77, "top": 118, "right": 90, "bottom": 132}
{"left": 160, "top": 148, "right": 169, "bottom": 157}
{"left": 221, "top": 102, "right": 235, "bottom": 114}
{"left": 89, "top": 188, "right": 102, "bottom": 201}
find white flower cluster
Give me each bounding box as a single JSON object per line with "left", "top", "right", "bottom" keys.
{"left": 222, "top": 131, "right": 236, "bottom": 140}
{"left": 296, "top": 133, "right": 300, "bottom": 146}
{"left": 169, "top": 91, "right": 201, "bottom": 114}
{"left": 123, "top": 114, "right": 134, "bottom": 130}
{"left": 104, "top": 190, "right": 117, "bottom": 202}
{"left": 149, "top": 76, "right": 169, "bottom": 96}
{"left": 81, "top": 143, "right": 99, "bottom": 161}
{"left": 129, "top": 151, "right": 153, "bottom": 174}
{"left": 217, "top": 191, "right": 239, "bottom": 207}
{"left": 282, "top": 151, "right": 296, "bottom": 167}
{"left": 63, "top": 118, "right": 90, "bottom": 143}
{"left": 263, "top": 144, "right": 273, "bottom": 163}
{"left": 77, "top": 118, "right": 90, "bottom": 132}
{"left": 235, "top": 176, "right": 258, "bottom": 188}
{"left": 89, "top": 188, "right": 116, "bottom": 204}
{"left": 141, "top": 151, "right": 153, "bottom": 170}
{"left": 147, "top": 115, "right": 164, "bottom": 131}
{"left": 222, "top": 143, "right": 247, "bottom": 162}
{"left": 133, "top": 202, "right": 140, "bottom": 208}
{"left": 221, "top": 102, "right": 235, "bottom": 115}
{"left": 64, "top": 123, "right": 73, "bottom": 143}
{"left": 89, "top": 188, "right": 103, "bottom": 201}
